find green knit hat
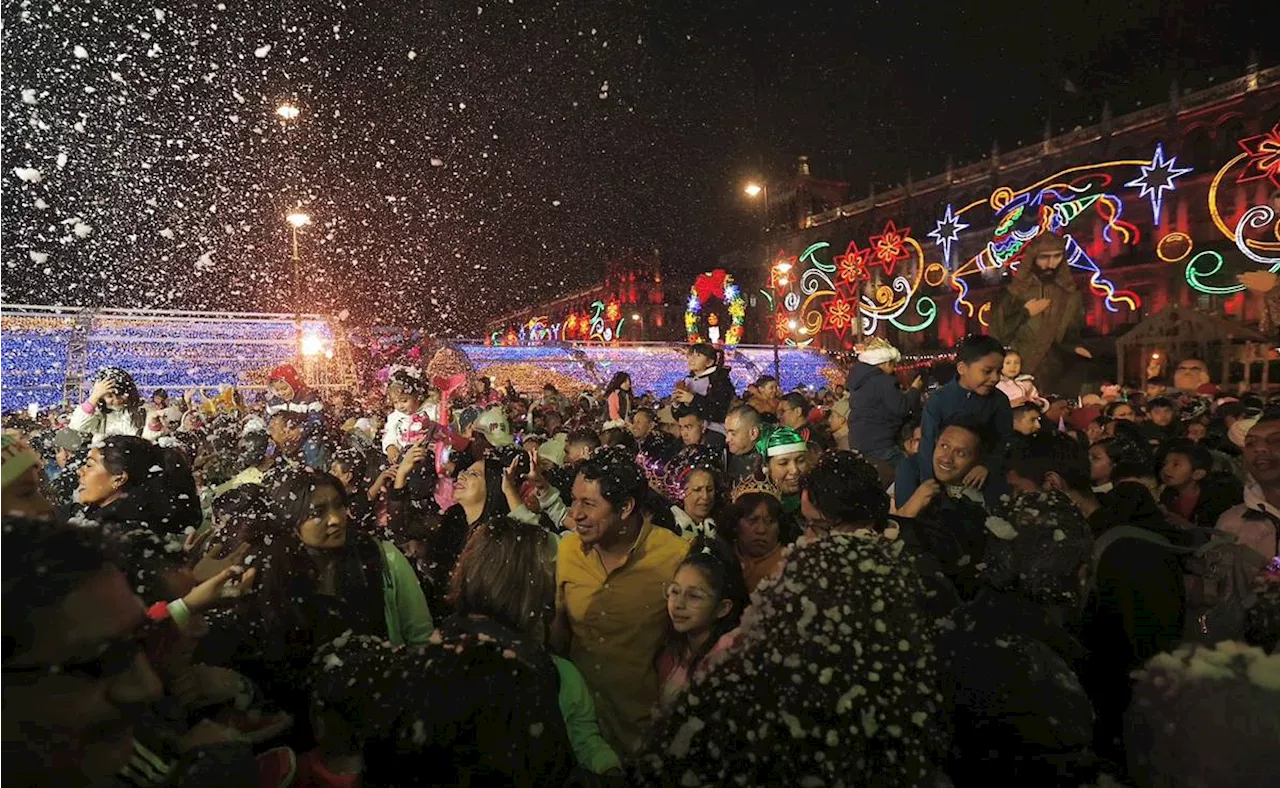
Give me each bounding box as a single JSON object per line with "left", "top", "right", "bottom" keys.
{"left": 756, "top": 425, "right": 807, "bottom": 459}
{"left": 1, "top": 434, "right": 41, "bottom": 489}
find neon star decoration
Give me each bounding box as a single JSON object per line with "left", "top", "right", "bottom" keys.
{"left": 867, "top": 220, "right": 912, "bottom": 275}
{"left": 1125, "top": 143, "right": 1192, "bottom": 225}
{"left": 1236, "top": 123, "right": 1280, "bottom": 189}
{"left": 927, "top": 204, "right": 968, "bottom": 267}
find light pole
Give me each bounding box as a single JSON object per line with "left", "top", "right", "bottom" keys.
{"left": 745, "top": 181, "right": 782, "bottom": 382}
{"left": 286, "top": 211, "right": 311, "bottom": 354}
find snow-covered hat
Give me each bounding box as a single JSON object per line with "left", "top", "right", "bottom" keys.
{"left": 858, "top": 337, "right": 901, "bottom": 367}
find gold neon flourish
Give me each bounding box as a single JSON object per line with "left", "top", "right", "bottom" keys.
{"left": 1209, "top": 153, "right": 1280, "bottom": 253}
{"left": 1156, "top": 232, "right": 1193, "bottom": 263}
{"left": 957, "top": 159, "right": 1152, "bottom": 216}
{"left": 859, "top": 238, "right": 927, "bottom": 316}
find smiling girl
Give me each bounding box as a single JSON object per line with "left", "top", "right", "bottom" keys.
{"left": 654, "top": 536, "right": 748, "bottom": 713}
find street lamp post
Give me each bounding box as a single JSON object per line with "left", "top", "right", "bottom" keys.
{"left": 745, "top": 181, "right": 781, "bottom": 382}
{"left": 286, "top": 211, "right": 311, "bottom": 354}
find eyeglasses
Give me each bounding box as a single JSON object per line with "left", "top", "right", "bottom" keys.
{"left": 3, "top": 620, "right": 157, "bottom": 679}
{"left": 802, "top": 515, "right": 834, "bottom": 537}
{"left": 664, "top": 583, "right": 714, "bottom": 607}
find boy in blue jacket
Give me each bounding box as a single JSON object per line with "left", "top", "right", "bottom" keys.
{"left": 896, "top": 334, "right": 1013, "bottom": 509}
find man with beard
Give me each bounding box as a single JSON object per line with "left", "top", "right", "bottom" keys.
{"left": 990, "top": 232, "right": 1093, "bottom": 394}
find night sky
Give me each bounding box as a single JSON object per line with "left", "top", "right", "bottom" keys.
{"left": 2, "top": 0, "right": 1274, "bottom": 332}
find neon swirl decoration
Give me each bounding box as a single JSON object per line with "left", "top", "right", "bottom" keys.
{"left": 1185, "top": 251, "right": 1243, "bottom": 295}
{"left": 765, "top": 132, "right": 1279, "bottom": 343}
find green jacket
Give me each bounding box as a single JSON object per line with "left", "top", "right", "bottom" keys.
{"left": 379, "top": 541, "right": 434, "bottom": 646}
{"left": 553, "top": 656, "right": 622, "bottom": 774}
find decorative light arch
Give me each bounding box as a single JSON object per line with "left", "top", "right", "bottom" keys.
{"left": 686, "top": 269, "right": 746, "bottom": 346}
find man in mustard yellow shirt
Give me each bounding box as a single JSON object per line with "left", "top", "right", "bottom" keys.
{"left": 553, "top": 448, "right": 689, "bottom": 755}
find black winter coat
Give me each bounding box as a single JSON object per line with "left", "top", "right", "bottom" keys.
{"left": 845, "top": 361, "right": 920, "bottom": 459}
{"left": 938, "top": 589, "right": 1096, "bottom": 786}
{"left": 1079, "top": 482, "right": 1187, "bottom": 763}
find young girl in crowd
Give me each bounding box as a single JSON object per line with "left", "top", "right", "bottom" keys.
{"left": 381, "top": 365, "right": 434, "bottom": 462}
{"left": 603, "top": 371, "right": 635, "bottom": 426}
{"left": 996, "top": 350, "right": 1045, "bottom": 408}
{"left": 654, "top": 536, "right": 749, "bottom": 713}
{"left": 69, "top": 366, "right": 149, "bottom": 440}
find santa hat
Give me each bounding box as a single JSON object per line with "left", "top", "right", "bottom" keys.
{"left": 756, "top": 425, "right": 807, "bottom": 458}
{"left": 858, "top": 337, "right": 902, "bottom": 367}
{"left": 268, "top": 364, "right": 304, "bottom": 392}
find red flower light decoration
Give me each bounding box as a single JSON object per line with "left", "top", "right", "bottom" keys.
{"left": 1237, "top": 123, "right": 1280, "bottom": 189}
{"left": 833, "top": 241, "right": 871, "bottom": 284}
{"left": 867, "top": 220, "right": 912, "bottom": 276}
{"left": 823, "top": 296, "right": 856, "bottom": 339}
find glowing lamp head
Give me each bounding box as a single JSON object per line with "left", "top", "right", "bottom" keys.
{"left": 744, "top": 183, "right": 764, "bottom": 198}
{"left": 276, "top": 103, "right": 301, "bottom": 121}
{"left": 631, "top": 313, "right": 641, "bottom": 321}
{"left": 286, "top": 212, "right": 311, "bottom": 229}
{"left": 300, "top": 333, "right": 325, "bottom": 356}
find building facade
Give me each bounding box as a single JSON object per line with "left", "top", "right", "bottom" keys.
{"left": 753, "top": 63, "right": 1279, "bottom": 366}
{"left": 482, "top": 250, "right": 669, "bottom": 345}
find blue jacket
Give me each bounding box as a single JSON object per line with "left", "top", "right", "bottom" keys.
{"left": 896, "top": 379, "right": 1012, "bottom": 507}
{"left": 845, "top": 361, "right": 920, "bottom": 459}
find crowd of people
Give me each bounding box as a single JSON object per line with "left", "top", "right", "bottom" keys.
{"left": 4, "top": 332, "right": 1280, "bottom": 788}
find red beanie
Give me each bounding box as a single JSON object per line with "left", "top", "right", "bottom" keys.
{"left": 269, "top": 364, "right": 304, "bottom": 392}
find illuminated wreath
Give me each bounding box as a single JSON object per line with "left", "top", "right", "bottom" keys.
{"left": 685, "top": 269, "right": 745, "bottom": 346}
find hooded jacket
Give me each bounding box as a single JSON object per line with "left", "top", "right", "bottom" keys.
{"left": 677, "top": 365, "right": 734, "bottom": 428}
{"left": 1215, "top": 477, "right": 1280, "bottom": 560}
{"left": 845, "top": 360, "right": 921, "bottom": 459}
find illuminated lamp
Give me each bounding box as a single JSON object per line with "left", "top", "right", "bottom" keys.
{"left": 300, "top": 333, "right": 325, "bottom": 356}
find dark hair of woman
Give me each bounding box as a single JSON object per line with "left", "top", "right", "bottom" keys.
{"left": 94, "top": 366, "right": 143, "bottom": 412}
{"left": 660, "top": 535, "right": 748, "bottom": 671}
{"left": 717, "top": 492, "right": 797, "bottom": 549}
{"left": 448, "top": 516, "right": 556, "bottom": 641}
{"left": 256, "top": 469, "right": 387, "bottom": 652}
{"left": 599, "top": 426, "right": 637, "bottom": 452}
{"left": 602, "top": 371, "right": 632, "bottom": 398}
{"left": 88, "top": 436, "right": 167, "bottom": 524}
{"left": 205, "top": 484, "right": 273, "bottom": 561}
